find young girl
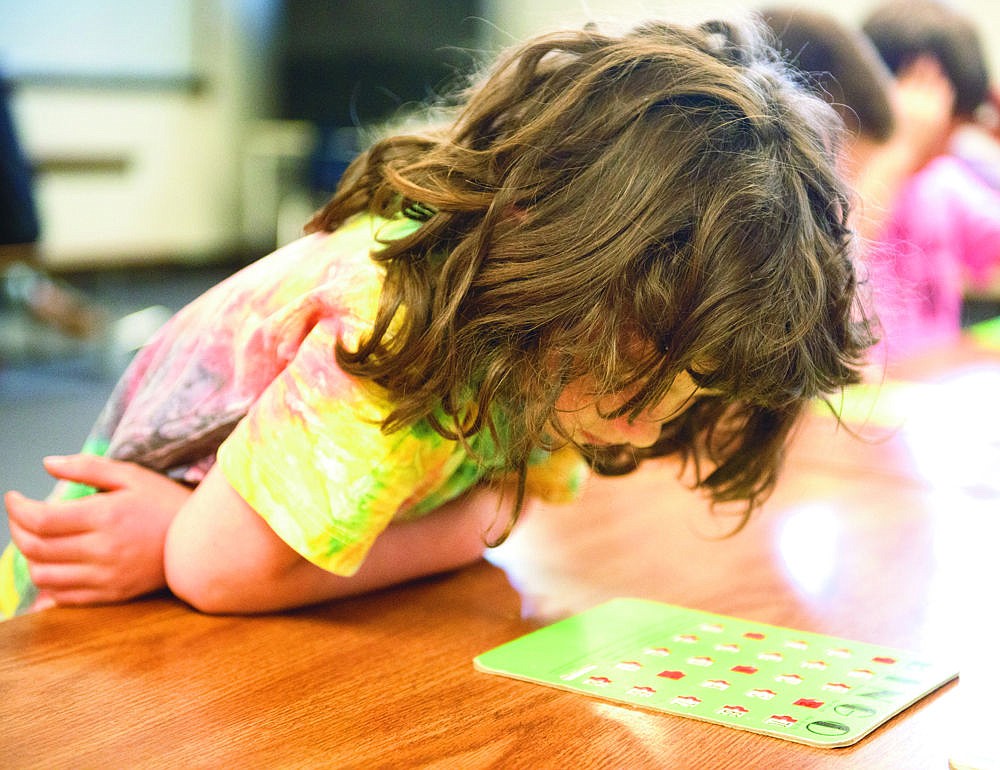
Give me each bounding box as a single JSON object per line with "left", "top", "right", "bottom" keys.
{"left": 1, "top": 18, "right": 873, "bottom": 619}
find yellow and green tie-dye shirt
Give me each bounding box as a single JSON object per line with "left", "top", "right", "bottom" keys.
{"left": 1, "top": 213, "right": 588, "bottom": 617}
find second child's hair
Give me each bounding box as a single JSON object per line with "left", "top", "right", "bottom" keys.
{"left": 760, "top": 7, "right": 896, "bottom": 142}
{"left": 308, "top": 19, "right": 874, "bottom": 532}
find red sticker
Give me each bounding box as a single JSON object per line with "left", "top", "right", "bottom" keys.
{"left": 657, "top": 670, "right": 686, "bottom": 680}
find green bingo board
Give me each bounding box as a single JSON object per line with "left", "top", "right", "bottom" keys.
{"left": 475, "top": 599, "right": 958, "bottom": 748}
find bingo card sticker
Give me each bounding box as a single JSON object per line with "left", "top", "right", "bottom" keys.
{"left": 474, "top": 598, "right": 958, "bottom": 748}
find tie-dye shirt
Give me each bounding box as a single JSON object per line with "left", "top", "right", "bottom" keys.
{"left": 0, "top": 213, "right": 588, "bottom": 617}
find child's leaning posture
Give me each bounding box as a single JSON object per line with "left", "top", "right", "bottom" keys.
{"left": 1, "top": 19, "right": 873, "bottom": 619}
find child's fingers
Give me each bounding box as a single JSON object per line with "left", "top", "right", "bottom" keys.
{"left": 35, "top": 587, "right": 110, "bottom": 607}
{"left": 7, "top": 514, "right": 96, "bottom": 564}
{"left": 24, "top": 560, "right": 103, "bottom": 591}
{"left": 27, "top": 562, "right": 133, "bottom": 606}
{"left": 4, "top": 490, "right": 94, "bottom": 537}
{"left": 40, "top": 454, "right": 135, "bottom": 491}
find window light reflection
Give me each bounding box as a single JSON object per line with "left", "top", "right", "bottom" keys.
{"left": 775, "top": 503, "right": 842, "bottom": 598}
{"left": 901, "top": 369, "right": 1000, "bottom": 494}
{"left": 590, "top": 702, "right": 686, "bottom": 765}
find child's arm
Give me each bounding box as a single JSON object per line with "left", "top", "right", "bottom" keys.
{"left": 6, "top": 455, "right": 512, "bottom": 614}
{"left": 163, "top": 463, "right": 513, "bottom": 615}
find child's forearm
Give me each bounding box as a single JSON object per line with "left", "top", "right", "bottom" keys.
{"left": 164, "top": 466, "right": 515, "bottom": 614}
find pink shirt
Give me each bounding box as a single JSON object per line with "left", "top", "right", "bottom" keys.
{"left": 868, "top": 155, "right": 1000, "bottom": 362}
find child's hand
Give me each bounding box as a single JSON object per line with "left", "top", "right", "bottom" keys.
{"left": 4, "top": 455, "right": 192, "bottom": 609}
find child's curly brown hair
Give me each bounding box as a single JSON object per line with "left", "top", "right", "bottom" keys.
{"left": 307, "top": 18, "right": 876, "bottom": 535}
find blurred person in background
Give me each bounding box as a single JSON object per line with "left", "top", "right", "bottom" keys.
{"left": 763, "top": 3, "right": 1000, "bottom": 367}
{"left": 861, "top": 0, "right": 1000, "bottom": 361}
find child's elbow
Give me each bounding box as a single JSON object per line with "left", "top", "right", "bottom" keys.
{"left": 163, "top": 534, "right": 268, "bottom": 615}
{"left": 164, "top": 551, "right": 243, "bottom": 615}
{"left": 162, "top": 471, "right": 302, "bottom": 614}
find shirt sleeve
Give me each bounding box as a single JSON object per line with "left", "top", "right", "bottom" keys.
{"left": 524, "top": 446, "right": 590, "bottom": 503}
{"left": 216, "top": 316, "right": 467, "bottom": 576}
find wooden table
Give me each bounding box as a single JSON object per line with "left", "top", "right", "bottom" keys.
{"left": 2, "top": 335, "right": 998, "bottom": 769}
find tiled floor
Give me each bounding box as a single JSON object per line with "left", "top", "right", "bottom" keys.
{"left": 0, "top": 261, "right": 237, "bottom": 544}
